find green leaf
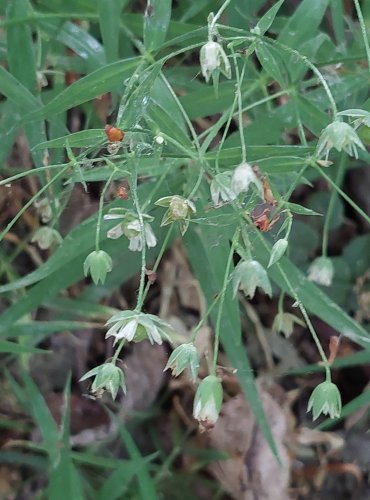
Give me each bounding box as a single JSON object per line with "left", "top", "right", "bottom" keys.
{"left": 278, "top": 0, "right": 330, "bottom": 48}
{"left": 143, "top": 0, "right": 172, "bottom": 52}
{"left": 117, "top": 63, "right": 163, "bottom": 129}
{"left": 255, "top": 42, "right": 286, "bottom": 87}
{"left": 24, "top": 58, "right": 140, "bottom": 122}
{"left": 254, "top": 0, "right": 285, "bottom": 36}
{"left": 283, "top": 202, "right": 322, "bottom": 216}
{"left": 6, "top": 0, "right": 36, "bottom": 93}
{"left": 0, "top": 66, "right": 40, "bottom": 111}
{"left": 20, "top": 370, "right": 60, "bottom": 467}
{"left": 41, "top": 20, "right": 106, "bottom": 71}
{"left": 98, "top": 0, "right": 126, "bottom": 63}
{"left": 34, "top": 129, "right": 106, "bottom": 150}
{"left": 0, "top": 340, "right": 47, "bottom": 354}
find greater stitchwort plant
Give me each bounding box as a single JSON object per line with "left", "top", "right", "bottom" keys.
{"left": 2, "top": 0, "right": 370, "bottom": 495}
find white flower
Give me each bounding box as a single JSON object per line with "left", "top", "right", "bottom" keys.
{"left": 307, "top": 256, "right": 334, "bottom": 287}
{"left": 104, "top": 209, "right": 157, "bottom": 251}
{"left": 316, "top": 121, "right": 365, "bottom": 159}
{"left": 231, "top": 162, "right": 263, "bottom": 197}
{"left": 200, "top": 40, "right": 231, "bottom": 83}
{"left": 126, "top": 219, "right": 157, "bottom": 251}
{"left": 210, "top": 172, "right": 237, "bottom": 205}
{"left": 193, "top": 375, "right": 223, "bottom": 431}
{"left": 105, "top": 311, "right": 174, "bottom": 345}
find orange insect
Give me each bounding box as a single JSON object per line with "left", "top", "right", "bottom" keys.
{"left": 105, "top": 124, "right": 125, "bottom": 142}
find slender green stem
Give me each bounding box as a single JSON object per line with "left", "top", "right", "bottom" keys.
{"left": 190, "top": 276, "right": 233, "bottom": 342}
{"left": 212, "top": 234, "right": 237, "bottom": 373}
{"left": 231, "top": 48, "right": 248, "bottom": 163}
{"left": 321, "top": 155, "right": 346, "bottom": 257}
{"left": 209, "top": 0, "right": 232, "bottom": 36}
{"left": 95, "top": 169, "right": 116, "bottom": 251}
{"left": 354, "top": 0, "right": 370, "bottom": 73}
{"left": 313, "top": 162, "right": 370, "bottom": 225}
{"left": 129, "top": 159, "right": 147, "bottom": 312}
{"left": 141, "top": 226, "right": 174, "bottom": 304}
{"left": 112, "top": 340, "right": 125, "bottom": 364}
{"left": 0, "top": 165, "right": 70, "bottom": 243}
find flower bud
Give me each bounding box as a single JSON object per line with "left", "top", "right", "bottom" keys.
{"left": 193, "top": 375, "right": 223, "bottom": 431}
{"left": 233, "top": 259, "right": 272, "bottom": 299}
{"left": 307, "top": 380, "right": 342, "bottom": 420}
{"left": 84, "top": 250, "right": 112, "bottom": 285}
{"left": 307, "top": 256, "right": 334, "bottom": 287}
{"left": 31, "top": 227, "right": 63, "bottom": 250}
{"left": 164, "top": 343, "right": 199, "bottom": 382}
{"left": 200, "top": 40, "right": 231, "bottom": 83}
{"left": 268, "top": 239, "right": 288, "bottom": 267}
{"left": 79, "top": 362, "right": 126, "bottom": 400}
{"left": 272, "top": 311, "right": 305, "bottom": 338}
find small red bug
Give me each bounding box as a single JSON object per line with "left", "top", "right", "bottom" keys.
{"left": 105, "top": 124, "right": 125, "bottom": 143}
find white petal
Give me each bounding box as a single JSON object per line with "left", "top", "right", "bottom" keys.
{"left": 145, "top": 224, "right": 157, "bottom": 248}
{"left": 129, "top": 235, "right": 142, "bottom": 252}
{"left": 107, "top": 224, "right": 123, "bottom": 239}
{"left": 115, "top": 319, "right": 138, "bottom": 341}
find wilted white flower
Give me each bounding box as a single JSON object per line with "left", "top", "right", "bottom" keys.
{"left": 79, "top": 363, "right": 126, "bottom": 400}
{"left": 231, "top": 162, "right": 263, "bottom": 197}
{"left": 34, "top": 198, "right": 54, "bottom": 223}
{"left": 200, "top": 40, "right": 231, "bottom": 83}
{"left": 210, "top": 172, "right": 237, "bottom": 205}
{"left": 316, "top": 121, "right": 365, "bottom": 159}
{"left": 193, "top": 375, "right": 223, "bottom": 431}
{"left": 233, "top": 259, "right": 272, "bottom": 299}
{"left": 164, "top": 343, "right": 199, "bottom": 382}
{"left": 31, "top": 227, "right": 62, "bottom": 250}
{"left": 307, "top": 380, "right": 342, "bottom": 420}
{"left": 155, "top": 195, "right": 196, "bottom": 235}
{"left": 105, "top": 310, "right": 174, "bottom": 345}
{"left": 307, "top": 256, "right": 334, "bottom": 286}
